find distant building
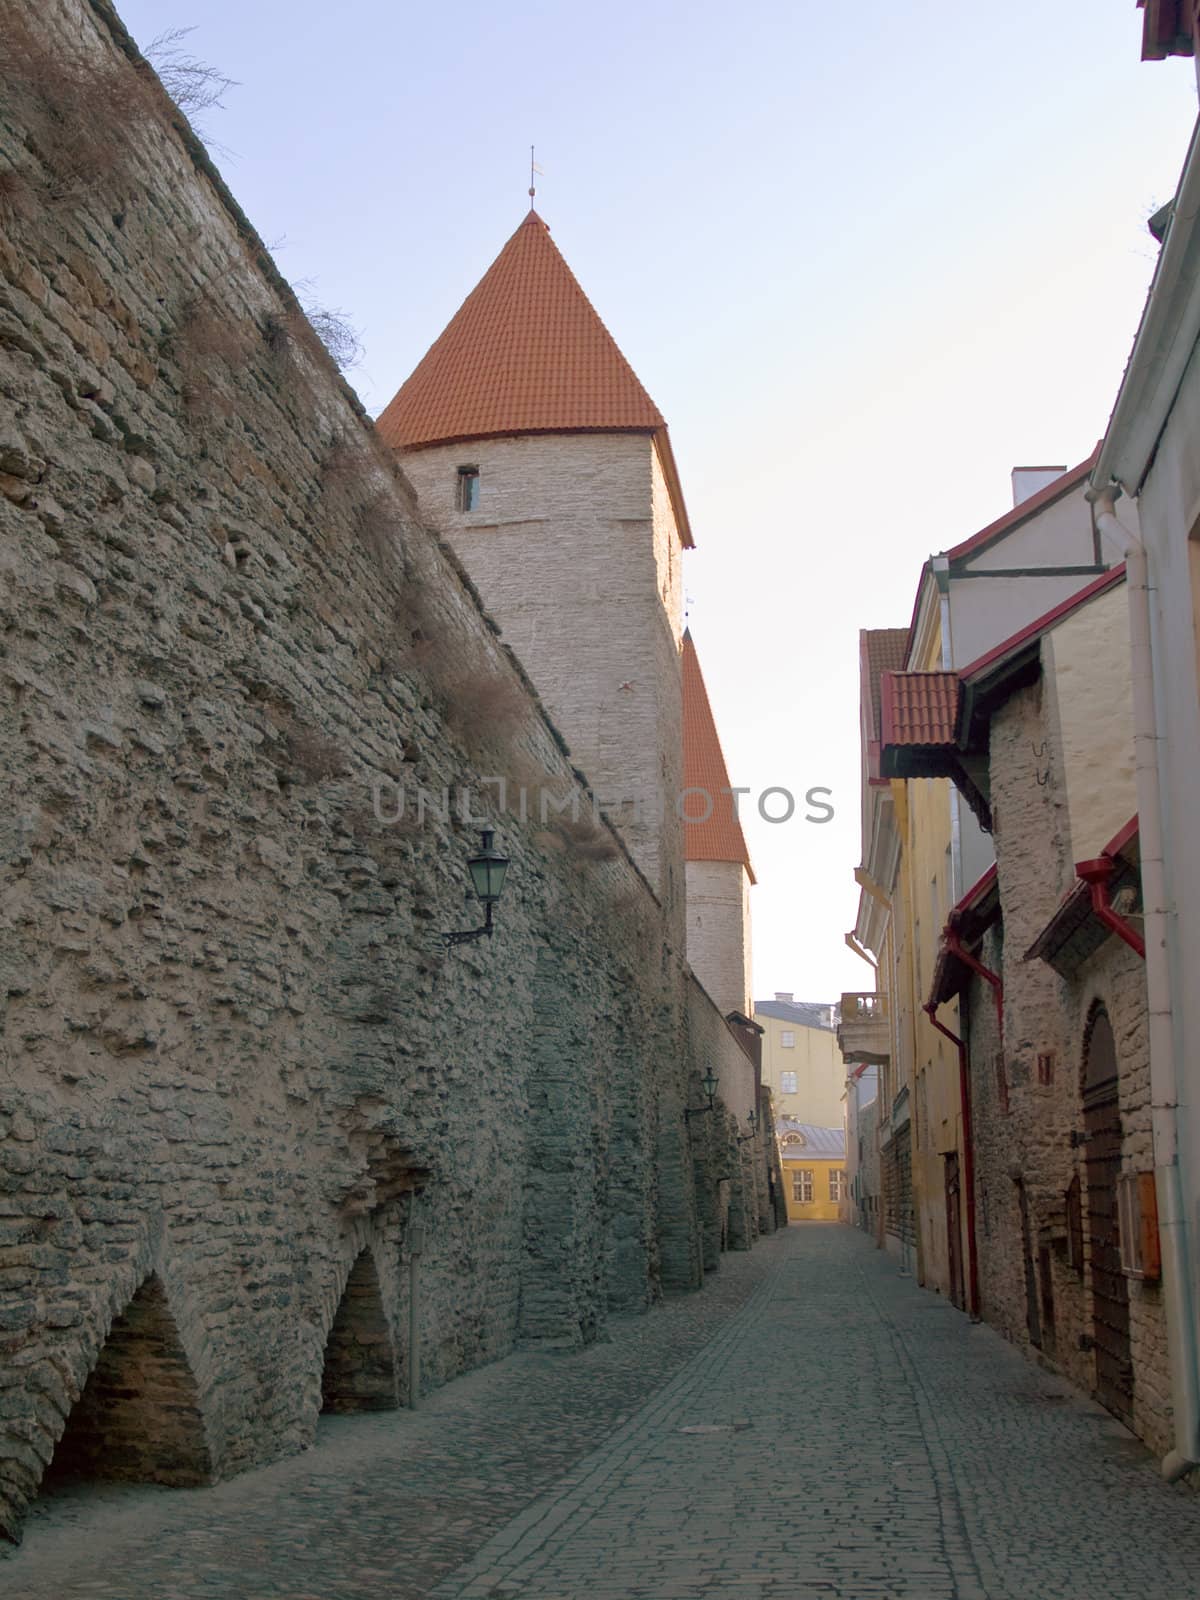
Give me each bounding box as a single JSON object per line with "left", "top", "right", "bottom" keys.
{"left": 777, "top": 1121, "right": 847, "bottom": 1222}
{"left": 754, "top": 994, "right": 842, "bottom": 1125}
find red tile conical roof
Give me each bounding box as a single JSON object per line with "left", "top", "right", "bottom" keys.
{"left": 682, "top": 631, "right": 755, "bottom": 882}
{"left": 377, "top": 211, "right": 693, "bottom": 544}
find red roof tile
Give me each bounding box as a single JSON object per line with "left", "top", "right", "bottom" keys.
{"left": 377, "top": 211, "right": 693, "bottom": 544}
{"left": 1139, "top": 0, "right": 1197, "bottom": 59}
{"left": 682, "top": 632, "right": 755, "bottom": 882}
{"left": 879, "top": 670, "right": 960, "bottom": 751}
{"left": 863, "top": 629, "right": 910, "bottom": 742}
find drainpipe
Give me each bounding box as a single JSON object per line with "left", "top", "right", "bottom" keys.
{"left": 943, "top": 927, "right": 1003, "bottom": 1038}
{"left": 925, "top": 1001, "right": 981, "bottom": 1322}
{"left": 1090, "top": 490, "right": 1198, "bottom": 1481}
{"left": 1075, "top": 857, "right": 1147, "bottom": 960}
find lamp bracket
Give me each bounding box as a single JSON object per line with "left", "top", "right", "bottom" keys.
{"left": 441, "top": 902, "right": 496, "bottom": 948}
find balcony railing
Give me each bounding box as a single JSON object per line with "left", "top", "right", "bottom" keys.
{"left": 840, "top": 992, "right": 888, "bottom": 1023}
{"left": 837, "top": 992, "right": 890, "bottom": 1065}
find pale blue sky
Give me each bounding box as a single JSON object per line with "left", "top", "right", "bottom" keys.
{"left": 118, "top": 0, "right": 1197, "bottom": 1001}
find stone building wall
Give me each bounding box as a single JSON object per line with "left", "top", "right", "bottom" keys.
{"left": 684, "top": 976, "right": 759, "bottom": 1268}
{"left": 0, "top": 0, "right": 750, "bottom": 1544}
{"left": 966, "top": 677, "right": 1169, "bottom": 1453}
{"left": 684, "top": 859, "right": 751, "bottom": 1019}
{"left": 399, "top": 432, "right": 686, "bottom": 939}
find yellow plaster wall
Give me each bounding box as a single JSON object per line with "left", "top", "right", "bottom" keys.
{"left": 781, "top": 1156, "right": 845, "bottom": 1222}
{"left": 758, "top": 1013, "right": 843, "bottom": 1125}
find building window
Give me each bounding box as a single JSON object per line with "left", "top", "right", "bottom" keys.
{"left": 829, "top": 1169, "right": 845, "bottom": 1203}
{"left": 792, "top": 1170, "right": 814, "bottom": 1203}
{"left": 456, "top": 466, "right": 480, "bottom": 511}
{"left": 1037, "top": 1051, "right": 1055, "bottom": 1086}
{"left": 1117, "top": 1171, "right": 1162, "bottom": 1281}
{"left": 781, "top": 1030, "right": 795, "bottom": 1048}
{"left": 780, "top": 1071, "right": 798, "bottom": 1094}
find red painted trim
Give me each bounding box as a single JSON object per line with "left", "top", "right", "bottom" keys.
{"left": 1023, "top": 817, "right": 1141, "bottom": 966}
{"left": 924, "top": 1001, "right": 981, "bottom": 1321}
{"left": 1076, "top": 856, "right": 1146, "bottom": 959}
{"left": 1100, "top": 813, "right": 1140, "bottom": 862}
{"left": 945, "top": 448, "right": 1099, "bottom": 564}
{"left": 953, "top": 863, "right": 997, "bottom": 918}
{"left": 944, "top": 928, "right": 1003, "bottom": 1036}
{"left": 959, "top": 565, "right": 1126, "bottom": 684}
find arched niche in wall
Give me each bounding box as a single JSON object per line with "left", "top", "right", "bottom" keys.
{"left": 44, "top": 1273, "right": 213, "bottom": 1490}
{"left": 320, "top": 1249, "right": 399, "bottom": 1414}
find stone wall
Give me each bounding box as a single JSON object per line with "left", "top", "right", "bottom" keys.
{"left": 966, "top": 675, "right": 1170, "bottom": 1453}
{"left": 684, "top": 977, "right": 759, "bottom": 1268}
{"left": 0, "top": 0, "right": 754, "bottom": 1544}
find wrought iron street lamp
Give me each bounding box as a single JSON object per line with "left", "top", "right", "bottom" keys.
{"left": 684, "top": 1067, "right": 719, "bottom": 1122}
{"left": 737, "top": 1109, "right": 758, "bottom": 1145}
{"left": 441, "top": 829, "right": 510, "bottom": 947}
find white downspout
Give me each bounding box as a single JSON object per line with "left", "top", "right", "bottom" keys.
{"left": 1091, "top": 488, "right": 1199, "bottom": 1481}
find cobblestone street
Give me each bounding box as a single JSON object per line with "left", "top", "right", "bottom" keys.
{"left": 8, "top": 1224, "right": 1200, "bottom": 1600}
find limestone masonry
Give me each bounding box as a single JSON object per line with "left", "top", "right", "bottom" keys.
{"left": 0, "top": 0, "right": 768, "bottom": 1545}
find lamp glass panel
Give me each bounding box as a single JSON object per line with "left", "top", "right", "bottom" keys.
{"left": 469, "top": 852, "right": 509, "bottom": 903}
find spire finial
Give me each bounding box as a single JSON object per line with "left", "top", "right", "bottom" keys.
{"left": 529, "top": 145, "right": 542, "bottom": 210}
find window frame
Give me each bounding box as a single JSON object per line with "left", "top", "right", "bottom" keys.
{"left": 456, "top": 465, "right": 480, "bottom": 512}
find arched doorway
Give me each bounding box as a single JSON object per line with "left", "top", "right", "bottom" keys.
{"left": 320, "top": 1250, "right": 399, "bottom": 1413}
{"left": 1082, "top": 1005, "right": 1132, "bottom": 1424}
{"left": 45, "top": 1274, "right": 212, "bottom": 1489}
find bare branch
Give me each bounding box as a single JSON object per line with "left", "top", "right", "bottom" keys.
{"left": 145, "top": 26, "right": 237, "bottom": 118}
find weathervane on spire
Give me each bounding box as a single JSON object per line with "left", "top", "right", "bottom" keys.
{"left": 529, "top": 145, "right": 543, "bottom": 209}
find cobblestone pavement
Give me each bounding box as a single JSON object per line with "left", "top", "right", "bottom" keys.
{"left": 8, "top": 1225, "right": 1200, "bottom": 1599}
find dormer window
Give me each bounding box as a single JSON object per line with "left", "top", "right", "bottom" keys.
{"left": 456, "top": 466, "right": 480, "bottom": 512}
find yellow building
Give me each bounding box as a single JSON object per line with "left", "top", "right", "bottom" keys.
{"left": 777, "top": 1120, "right": 847, "bottom": 1222}
{"left": 754, "top": 996, "right": 842, "bottom": 1125}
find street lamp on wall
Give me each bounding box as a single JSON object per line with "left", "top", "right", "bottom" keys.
{"left": 684, "top": 1068, "right": 719, "bottom": 1122}
{"left": 737, "top": 1109, "right": 758, "bottom": 1145}
{"left": 441, "top": 829, "right": 510, "bottom": 947}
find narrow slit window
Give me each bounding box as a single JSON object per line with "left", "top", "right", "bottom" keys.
{"left": 456, "top": 466, "right": 480, "bottom": 511}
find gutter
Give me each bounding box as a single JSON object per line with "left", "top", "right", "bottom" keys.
{"left": 944, "top": 928, "right": 1003, "bottom": 1037}
{"left": 1087, "top": 492, "right": 1198, "bottom": 1482}
{"left": 1075, "top": 857, "right": 1147, "bottom": 959}
{"left": 845, "top": 931, "right": 878, "bottom": 972}
{"left": 924, "top": 1002, "right": 981, "bottom": 1322}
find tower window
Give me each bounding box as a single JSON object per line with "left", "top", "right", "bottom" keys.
{"left": 456, "top": 466, "right": 480, "bottom": 511}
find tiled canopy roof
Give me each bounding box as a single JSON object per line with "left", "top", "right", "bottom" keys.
{"left": 377, "top": 211, "right": 693, "bottom": 543}
{"left": 879, "top": 670, "right": 960, "bottom": 750}
{"left": 682, "top": 632, "right": 755, "bottom": 882}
